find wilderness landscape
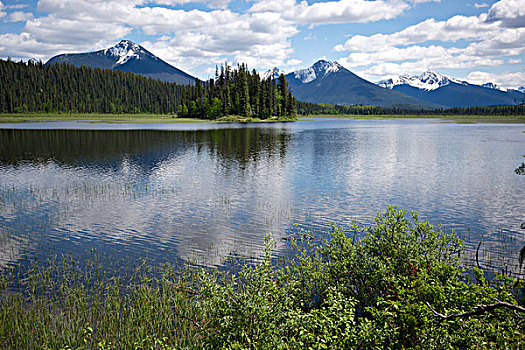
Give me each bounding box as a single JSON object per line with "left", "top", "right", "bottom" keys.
{"left": 0, "top": 0, "right": 525, "bottom": 348}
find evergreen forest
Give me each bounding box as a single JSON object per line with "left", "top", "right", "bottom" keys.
{"left": 0, "top": 59, "right": 297, "bottom": 119}
{"left": 297, "top": 100, "right": 525, "bottom": 116}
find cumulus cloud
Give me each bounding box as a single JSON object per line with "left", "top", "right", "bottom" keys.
{"left": 0, "top": 33, "right": 88, "bottom": 61}
{"left": 486, "top": 0, "right": 525, "bottom": 28}
{"left": 475, "top": 3, "right": 490, "bottom": 8}
{"left": 151, "top": 0, "right": 232, "bottom": 9}
{"left": 249, "top": 0, "right": 410, "bottom": 25}
{"left": 25, "top": 17, "right": 132, "bottom": 45}
{"left": 466, "top": 70, "right": 525, "bottom": 88}
{"left": 338, "top": 44, "right": 502, "bottom": 70}
{"left": 335, "top": 15, "right": 500, "bottom": 52}
{"left": 6, "top": 11, "right": 34, "bottom": 22}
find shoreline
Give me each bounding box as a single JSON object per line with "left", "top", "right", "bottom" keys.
{"left": 1, "top": 112, "right": 523, "bottom": 124}
{"left": 0, "top": 113, "right": 297, "bottom": 124}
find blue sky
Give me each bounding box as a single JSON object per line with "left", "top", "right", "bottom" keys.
{"left": 0, "top": 0, "right": 524, "bottom": 88}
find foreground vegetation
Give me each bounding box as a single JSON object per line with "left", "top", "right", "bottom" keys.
{"left": 1, "top": 207, "right": 523, "bottom": 349}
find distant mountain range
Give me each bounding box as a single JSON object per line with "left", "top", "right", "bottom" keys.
{"left": 376, "top": 71, "right": 524, "bottom": 108}
{"left": 46, "top": 40, "right": 523, "bottom": 109}
{"left": 284, "top": 60, "right": 439, "bottom": 109}
{"left": 46, "top": 40, "right": 195, "bottom": 85}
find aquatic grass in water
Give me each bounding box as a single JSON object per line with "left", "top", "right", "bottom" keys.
{"left": 1, "top": 256, "right": 208, "bottom": 349}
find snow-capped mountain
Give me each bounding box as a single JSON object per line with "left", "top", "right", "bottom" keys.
{"left": 293, "top": 60, "right": 343, "bottom": 84}
{"left": 46, "top": 40, "right": 195, "bottom": 85}
{"left": 517, "top": 86, "right": 524, "bottom": 93}
{"left": 261, "top": 67, "right": 285, "bottom": 80}
{"left": 377, "top": 70, "right": 467, "bottom": 91}
{"left": 376, "top": 71, "right": 524, "bottom": 108}
{"left": 285, "top": 60, "right": 438, "bottom": 108}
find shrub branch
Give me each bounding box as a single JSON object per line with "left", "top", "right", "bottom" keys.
{"left": 426, "top": 301, "right": 525, "bottom": 322}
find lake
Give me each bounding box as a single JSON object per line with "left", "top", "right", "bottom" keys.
{"left": 0, "top": 119, "right": 524, "bottom": 276}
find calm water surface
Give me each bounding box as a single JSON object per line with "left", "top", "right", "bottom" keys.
{"left": 0, "top": 119, "right": 524, "bottom": 274}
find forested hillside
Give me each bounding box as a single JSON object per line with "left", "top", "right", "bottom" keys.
{"left": 0, "top": 59, "right": 296, "bottom": 119}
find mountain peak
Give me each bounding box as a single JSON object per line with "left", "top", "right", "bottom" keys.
{"left": 378, "top": 70, "right": 466, "bottom": 91}
{"left": 104, "top": 40, "right": 149, "bottom": 65}
{"left": 312, "top": 60, "right": 343, "bottom": 74}
{"left": 261, "top": 67, "right": 284, "bottom": 80}
{"left": 294, "top": 60, "right": 343, "bottom": 84}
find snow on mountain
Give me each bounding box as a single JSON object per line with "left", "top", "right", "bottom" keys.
{"left": 103, "top": 40, "right": 151, "bottom": 66}
{"left": 377, "top": 70, "right": 467, "bottom": 91}
{"left": 261, "top": 67, "right": 284, "bottom": 80}
{"left": 518, "top": 86, "right": 525, "bottom": 93}
{"left": 481, "top": 82, "right": 508, "bottom": 92}
{"left": 294, "top": 60, "right": 343, "bottom": 84}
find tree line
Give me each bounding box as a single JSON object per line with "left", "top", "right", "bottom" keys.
{"left": 297, "top": 101, "right": 525, "bottom": 116}
{"left": 0, "top": 59, "right": 296, "bottom": 119}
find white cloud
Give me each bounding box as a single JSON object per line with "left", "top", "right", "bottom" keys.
{"left": 486, "top": 0, "right": 525, "bottom": 28}
{"left": 6, "top": 4, "right": 29, "bottom": 9}
{"left": 250, "top": 0, "right": 410, "bottom": 25}
{"left": 151, "top": 0, "right": 232, "bottom": 9}
{"left": 286, "top": 58, "right": 302, "bottom": 66}
{"left": 466, "top": 70, "right": 525, "bottom": 89}
{"left": 508, "top": 58, "right": 522, "bottom": 63}
{"left": 6, "top": 11, "right": 34, "bottom": 22}
{"left": 0, "top": 33, "right": 90, "bottom": 61}
{"left": 475, "top": 3, "right": 490, "bottom": 8}
{"left": 0, "top": 0, "right": 5, "bottom": 17}
{"left": 25, "top": 16, "right": 132, "bottom": 45}
{"left": 335, "top": 15, "right": 500, "bottom": 52}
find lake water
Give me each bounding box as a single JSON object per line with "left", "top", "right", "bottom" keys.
{"left": 0, "top": 119, "right": 524, "bottom": 275}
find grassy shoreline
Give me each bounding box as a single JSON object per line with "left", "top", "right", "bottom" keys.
{"left": 0, "top": 113, "right": 298, "bottom": 124}
{"left": 1, "top": 112, "right": 523, "bottom": 124}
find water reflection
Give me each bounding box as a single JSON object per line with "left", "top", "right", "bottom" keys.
{"left": 0, "top": 128, "right": 294, "bottom": 267}
{"left": 0, "top": 120, "right": 523, "bottom": 274}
